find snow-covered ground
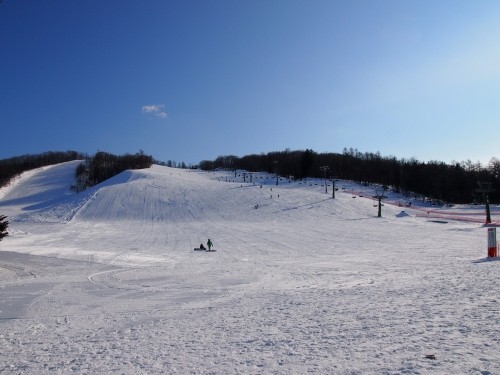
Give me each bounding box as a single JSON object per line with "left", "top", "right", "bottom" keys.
{"left": 0, "top": 161, "right": 498, "bottom": 374}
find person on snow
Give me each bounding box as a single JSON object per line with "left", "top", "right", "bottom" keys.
{"left": 207, "top": 238, "right": 213, "bottom": 251}
{"left": 199, "top": 243, "right": 206, "bottom": 250}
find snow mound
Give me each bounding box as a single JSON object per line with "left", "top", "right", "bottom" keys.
{"left": 396, "top": 210, "right": 410, "bottom": 217}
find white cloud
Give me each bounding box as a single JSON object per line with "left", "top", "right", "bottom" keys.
{"left": 142, "top": 104, "right": 167, "bottom": 119}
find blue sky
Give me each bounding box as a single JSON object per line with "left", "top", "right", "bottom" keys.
{"left": 1, "top": 0, "right": 499, "bottom": 166}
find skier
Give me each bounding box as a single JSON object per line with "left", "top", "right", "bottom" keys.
{"left": 199, "top": 243, "right": 206, "bottom": 250}
{"left": 207, "top": 238, "right": 213, "bottom": 251}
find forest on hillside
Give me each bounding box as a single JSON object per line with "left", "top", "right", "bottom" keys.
{"left": 2, "top": 148, "right": 499, "bottom": 205}
{"left": 0, "top": 150, "right": 153, "bottom": 192}
{"left": 0, "top": 151, "right": 84, "bottom": 187}
{"left": 200, "top": 148, "right": 500, "bottom": 204}
{"left": 75, "top": 151, "right": 153, "bottom": 191}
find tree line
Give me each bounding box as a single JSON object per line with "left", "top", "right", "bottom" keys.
{"left": 75, "top": 150, "right": 153, "bottom": 191}
{"left": 0, "top": 151, "right": 84, "bottom": 187}
{"left": 0, "top": 150, "right": 154, "bottom": 192}
{"left": 199, "top": 148, "right": 500, "bottom": 204}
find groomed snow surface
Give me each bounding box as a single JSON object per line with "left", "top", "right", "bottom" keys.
{"left": 0, "top": 161, "right": 499, "bottom": 374}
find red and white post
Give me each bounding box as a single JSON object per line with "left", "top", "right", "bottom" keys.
{"left": 487, "top": 227, "right": 497, "bottom": 258}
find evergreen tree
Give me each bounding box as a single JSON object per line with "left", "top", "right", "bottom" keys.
{"left": 0, "top": 215, "right": 8, "bottom": 240}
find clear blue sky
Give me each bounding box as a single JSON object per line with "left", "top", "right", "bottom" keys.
{"left": 1, "top": 0, "right": 499, "bottom": 166}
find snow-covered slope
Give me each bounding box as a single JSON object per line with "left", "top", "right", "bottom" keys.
{"left": 0, "top": 163, "right": 498, "bottom": 374}
{"left": 0, "top": 161, "right": 82, "bottom": 220}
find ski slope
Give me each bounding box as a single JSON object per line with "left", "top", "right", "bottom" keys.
{"left": 0, "top": 162, "right": 498, "bottom": 374}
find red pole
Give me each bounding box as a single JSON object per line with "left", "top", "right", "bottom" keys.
{"left": 487, "top": 228, "right": 497, "bottom": 258}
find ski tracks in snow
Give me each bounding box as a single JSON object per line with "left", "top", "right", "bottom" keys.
{"left": 1, "top": 166, "right": 499, "bottom": 374}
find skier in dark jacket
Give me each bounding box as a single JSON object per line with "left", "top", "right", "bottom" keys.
{"left": 207, "top": 239, "right": 213, "bottom": 251}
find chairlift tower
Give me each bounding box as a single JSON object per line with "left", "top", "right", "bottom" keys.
{"left": 373, "top": 188, "right": 387, "bottom": 218}
{"left": 320, "top": 166, "right": 329, "bottom": 194}
{"left": 274, "top": 161, "right": 279, "bottom": 186}
{"left": 476, "top": 181, "right": 495, "bottom": 224}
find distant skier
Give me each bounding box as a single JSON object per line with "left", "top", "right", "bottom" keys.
{"left": 207, "top": 238, "right": 213, "bottom": 251}
{"left": 199, "top": 243, "right": 206, "bottom": 250}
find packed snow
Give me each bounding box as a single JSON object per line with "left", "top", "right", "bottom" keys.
{"left": 0, "top": 161, "right": 499, "bottom": 374}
